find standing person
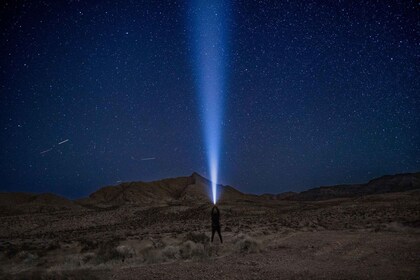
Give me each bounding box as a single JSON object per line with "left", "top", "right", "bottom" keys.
{"left": 211, "top": 205, "right": 223, "bottom": 243}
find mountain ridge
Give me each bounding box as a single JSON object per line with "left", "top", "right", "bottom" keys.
{"left": 287, "top": 172, "right": 420, "bottom": 201}
{"left": 0, "top": 172, "right": 419, "bottom": 212}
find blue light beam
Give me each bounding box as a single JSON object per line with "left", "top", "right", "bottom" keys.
{"left": 191, "top": 0, "right": 230, "bottom": 204}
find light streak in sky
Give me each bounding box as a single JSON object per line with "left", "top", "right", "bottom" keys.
{"left": 40, "top": 139, "right": 70, "bottom": 155}
{"left": 40, "top": 148, "right": 53, "bottom": 154}
{"left": 140, "top": 157, "right": 156, "bottom": 161}
{"left": 58, "top": 139, "right": 69, "bottom": 145}
{"left": 190, "top": 0, "right": 230, "bottom": 204}
{"left": 131, "top": 156, "right": 156, "bottom": 161}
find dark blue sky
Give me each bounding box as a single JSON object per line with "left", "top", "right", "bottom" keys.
{"left": 0, "top": 0, "right": 419, "bottom": 199}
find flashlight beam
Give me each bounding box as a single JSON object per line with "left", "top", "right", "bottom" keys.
{"left": 191, "top": 0, "right": 230, "bottom": 204}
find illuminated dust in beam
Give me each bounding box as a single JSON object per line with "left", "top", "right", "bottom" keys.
{"left": 190, "top": 0, "right": 230, "bottom": 204}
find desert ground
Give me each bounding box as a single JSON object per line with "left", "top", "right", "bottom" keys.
{"left": 0, "top": 173, "right": 419, "bottom": 279}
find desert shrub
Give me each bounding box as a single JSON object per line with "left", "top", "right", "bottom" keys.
{"left": 234, "top": 234, "right": 261, "bottom": 253}
{"left": 45, "top": 241, "right": 60, "bottom": 251}
{"left": 179, "top": 241, "right": 207, "bottom": 260}
{"left": 79, "top": 239, "right": 99, "bottom": 252}
{"left": 140, "top": 245, "right": 164, "bottom": 264}
{"left": 95, "top": 241, "right": 124, "bottom": 263}
{"left": 385, "top": 222, "right": 407, "bottom": 232}
{"left": 116, "top": 245, "right": 135, "bottom": 259}
{"left": 81, "top": 252, "right": 96, "bottom": 264}
{"left": 7, "top": 269, "right": 100, "bottom": 280}
{"left": 162, "top": 245, "right": 180, "bottom": 260}
{"left": 16, "top": 251, "right": 38, "bottom": 264}
{"left": 48, "top": 253, "right": 99, "bottom": 271}
{"left": 60, "top": 254, "right": 84, "bottom": 269}
{"left": 184, "top": 232, "right": 209, "bottom": 244}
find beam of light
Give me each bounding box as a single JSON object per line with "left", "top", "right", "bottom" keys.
{"left": 190, "top": 0, "right": 230, "bottom": 204}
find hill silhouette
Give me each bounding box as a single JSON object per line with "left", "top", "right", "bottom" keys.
{"left": 0, "top": 192, "right": 81, "bottom": 214}
{"left": 287, "top": 172, "right": 420, "bottom": 201}
{"left": 77, "top": 172, "right": 250, "bottom": 207}
{"left": 78, "top": 171, "right": 419, "bottom": 206}
{"left": 0, "top": 172, "right": 419, "bottom": 213}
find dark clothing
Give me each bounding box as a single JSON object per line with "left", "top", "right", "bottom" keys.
{"left": 211, "top": 206, "right": 223, "bottom": 243}
{"left": 211, "top": 226, "right": 223, "bottom": 243}
{"left": 211, "top": 206, "right": 220, "bottom": 227}
{"left": 211, "top": 213, "right": 220, "bottom": 227}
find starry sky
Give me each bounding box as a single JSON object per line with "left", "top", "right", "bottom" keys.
{"left": 0, "top": 0, "right": 419, "bottom": 199}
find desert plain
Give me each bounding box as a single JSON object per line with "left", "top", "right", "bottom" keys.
{"left": 0, "top": 172, "right": 419, "bottom": 279}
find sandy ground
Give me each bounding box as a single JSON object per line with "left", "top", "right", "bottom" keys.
{"left": 0, "top": 190, "right": 419, "bottom": 279}
{"left": 107, "top": 231, "right": 419, "bottom": 280}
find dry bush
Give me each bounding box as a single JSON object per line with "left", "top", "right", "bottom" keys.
{"left": 184, "top": 232, "right": 209, "bottom": 244}
{"left": 48, "top": 254, "right": 84, "bottom": 271}
{"left": 116, "top": 245, "right": 135, "bottom": 259}
{"left": 162, "top": 245, "right": 181, "bottom": 260}
{"left": 234, "top": 234, "right": 262, "bottom": 253}
{"left": 3, "top": 269, "right": 100, "bottom": 280}
{"left": 160, "top": 240, "right": 209, "bottom": 262}
{"left": 224, "top": 226, "right": 232, "bottom": 232}
{"left": 179, "top": 241, "right": 207, "bottom": 260}
{"left": 81, "top": 252, "right": 96, "bottom": 264}
{"left": 137, "top": 233, "right": 211, "bottom": 263}
{"left": 95, "top": 240, "right": 124, "bottom": 263}
{"left": 79, "top": 239, "right": 98, "bottom": 253}
{"left": 16, "top": 250, "right": 38, "bottom": 264}
{"left": 48, "top": 241, "right": 60, "bottom": 251}
{"left": 140, "top": 245, "right": 164, "bottom": 264}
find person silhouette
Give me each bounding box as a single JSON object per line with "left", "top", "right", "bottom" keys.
{"left": 211, "top": 205, "right": 223, "bottom": 243}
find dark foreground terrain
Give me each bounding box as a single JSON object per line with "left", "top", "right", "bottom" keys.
{"left": 0, "top": 172, "right": 419, "bottom": 279}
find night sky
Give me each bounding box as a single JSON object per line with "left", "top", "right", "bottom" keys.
{"left": 1, "top": 1, "right": 419, "bottom": 199}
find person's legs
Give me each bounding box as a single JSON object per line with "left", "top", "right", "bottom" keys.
{"left": 217, "top": 227, "right": 223, "bottom": 243}
{"left": 211, "top": 227, "right": 216, "bottom": 242}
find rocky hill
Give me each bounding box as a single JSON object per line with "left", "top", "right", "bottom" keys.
{"left": 0, "top": 192, "right": 81, "bottom": 215}
{"left": 1, "top": 172, "right": 419, "bottom": 213}
{"left": 76, "top": 172, "right": 251, "bottom": 207}
{"left": 285, "top": 172, "right": 420, "bottom": 201}
{"left": 78, "top": 171, "right": 420, "bottom": 206}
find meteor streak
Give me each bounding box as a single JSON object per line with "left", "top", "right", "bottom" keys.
{"left": 141, "top": 157, "right": 156, "bottom": 161}
{"left": 40, "top": 138, "right": 70, "bottom": 155}
{"left": 40, "top": 148, "right": 53, "bottom": 154}
{"left": 190, "top": 0, "right": 230, "bottom": 204}
{"left": 58, "top": 139, "right": 69, "bottom": 145}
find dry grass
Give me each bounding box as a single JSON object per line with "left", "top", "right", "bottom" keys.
{"left": 0, "top": 190, "right": 418, "bottom": 279}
